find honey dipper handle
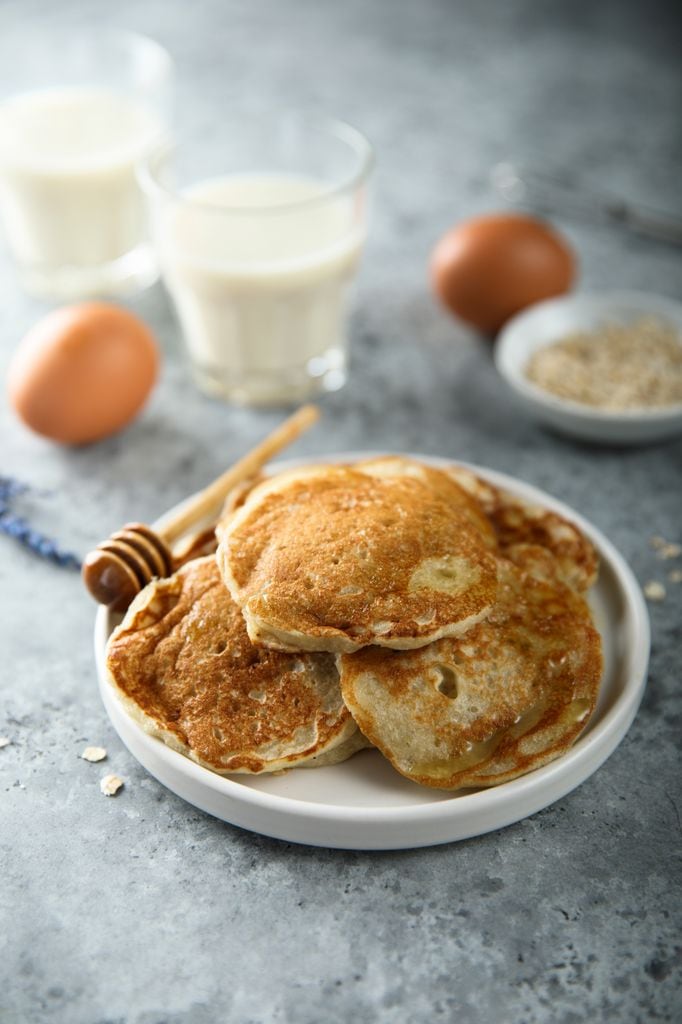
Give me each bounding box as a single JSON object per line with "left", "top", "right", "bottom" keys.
{"left": 159, "top": 404, "right": 320, "bottom": 544}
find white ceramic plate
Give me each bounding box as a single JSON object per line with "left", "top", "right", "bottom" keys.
{"left": 94, "top": 455, "right": 650, "bottom": 850}
{"left": 496, "top": 290, "right": 682, "bottom": 444}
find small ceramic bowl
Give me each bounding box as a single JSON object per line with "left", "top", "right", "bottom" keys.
{"left": 495, "top": 290, "right": 682, "bottom": 444}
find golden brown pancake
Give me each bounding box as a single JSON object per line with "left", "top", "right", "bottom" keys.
{"left": 221, "top": 458, "right": 596, "bottom": 594}
{"left": 445, "top": 465, "right": 598, "bottom": 592}
{"left": 355, "top": 456, "right": 497, "bottom": 548}
{"left": 216, "top": 464, "right": 499, "bottom": 654}
{"left": 338, "top": 553, "right": 603, "bottom": 790}
{"left": 106, "top": 557, "right": 366, "bottom": 774}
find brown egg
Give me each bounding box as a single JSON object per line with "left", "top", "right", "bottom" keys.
{"left": 7, "top": 303, "right": 159, "bottom": 444}
{"left": 431, "top": 213, "right": 576, "bottom": 334}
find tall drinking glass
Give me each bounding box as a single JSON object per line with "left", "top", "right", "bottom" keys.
{"left": 140, "top": 113, "right": 373, "bottom": 406}
{"left": 0, "top": 28, "right": 173, "bottom": 299}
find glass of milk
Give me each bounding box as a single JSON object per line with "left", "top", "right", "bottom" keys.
{"left": 139, "top": 113, "right": 373, "bottom": 406}
{"left": 0, "top": 28, "right": 172, "bottom": 299}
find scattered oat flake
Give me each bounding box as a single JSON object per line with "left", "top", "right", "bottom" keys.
{"left": 81, "top": 746, "right": 107, "bottom": 762}
{"left": 100, "top": 774, "right": 124, "bottom": 796}
{"left": 650, "top": 536, "right": 681, "bottom": 558}
{"left": 668, "top": 569, "right": 682, "bottom": 584}
{"left": 644, "top": 581, "right": 666, "bottom": 602}
{"left": 0, "top": 737, "right": 10, "bottom": 748}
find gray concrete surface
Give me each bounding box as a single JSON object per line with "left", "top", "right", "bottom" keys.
{"left": 1, "top": 1, "right": 681, "bottom": 1021}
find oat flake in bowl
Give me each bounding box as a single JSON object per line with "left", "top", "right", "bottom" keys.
{"left": 525, "top": 317, "right": 682, "bottom": 411}
{"left": 495, "top": 291, "right": 682, "bottom": 444}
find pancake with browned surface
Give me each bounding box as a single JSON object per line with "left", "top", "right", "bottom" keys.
{"left": 217, "top": 464, "right": 498, "bottom": 653}
{"left": 338, "top": 555, "right": 602, "bottom": 790}
{"left": 106, "top": 557, "right": 365, "bottom": 774}
{"left": 355, "top": 456, "right": 497, "bottom": 548}
{"left": 445, "top": 464, "right": 598, "bottom": 592}
{"left": 226, "top": 459, "right": 596, "bottom": 594}
{"left": 360, "top": 456, "right": 597, "bottom": 592}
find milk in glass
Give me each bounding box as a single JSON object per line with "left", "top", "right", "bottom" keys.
{"left": 155, "top": 174, "right": 364, "bottom": 404}
{"left": 0, "top": 87, "right": 165, "bottom": 295}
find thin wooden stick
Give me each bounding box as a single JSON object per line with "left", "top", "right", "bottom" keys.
{"left": 159, "top": 404, "right": 319, "bottom": 543}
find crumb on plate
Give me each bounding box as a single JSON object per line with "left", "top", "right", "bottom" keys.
{"left": 644, "top": 580, "right": 666, "bottom": 602}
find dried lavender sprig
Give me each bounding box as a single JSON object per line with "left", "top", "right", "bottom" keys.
{"left": 0, "top": 476, "right": 29, "bottom": 502}
{"left": 0, "top": 476, "right": 81, "bottom": 570}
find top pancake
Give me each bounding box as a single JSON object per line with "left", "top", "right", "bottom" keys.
{"left": 220, "top": 457, "right": 596, "bottom": 594}
{"left": 105, "top": 557, "right": 364, "bottom": 774}
{"left": 338, "top": 551, "right": 603, "bottom": 791}
{"left": 354, "top": 456, "right": 497, "bottom": 549}
{"left": 217, "top": 464, "right": 498, "bottom": 654}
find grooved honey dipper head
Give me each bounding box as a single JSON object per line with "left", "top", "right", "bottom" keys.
{"left": 82, "top": 523, "right": 173, "bottom": 612}
{"left": 82, "top": 406, "right": 321, "bottom": 612}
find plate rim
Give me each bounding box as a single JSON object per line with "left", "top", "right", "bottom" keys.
{"left": 94, "top": 453, "right": 650, "bottom": 844}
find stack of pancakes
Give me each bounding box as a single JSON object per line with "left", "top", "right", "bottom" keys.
{"left": 106, "top": 457, "right": 603, "bottom": 790}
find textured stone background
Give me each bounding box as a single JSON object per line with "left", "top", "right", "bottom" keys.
{"left": 1, "top": 1, "right": 681, "bottom": 1022}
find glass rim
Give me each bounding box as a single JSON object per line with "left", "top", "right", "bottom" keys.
{"left": 137, "top": 113, "right": 374, "bottom": 216}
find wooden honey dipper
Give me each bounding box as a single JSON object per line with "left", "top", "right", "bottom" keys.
{"left": 82, "top": 404, "right": 319, "bottom": 613}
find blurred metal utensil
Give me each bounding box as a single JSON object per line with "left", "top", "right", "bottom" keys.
{"left": 491, "top": 161, "right": 682, "bottom": 246}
